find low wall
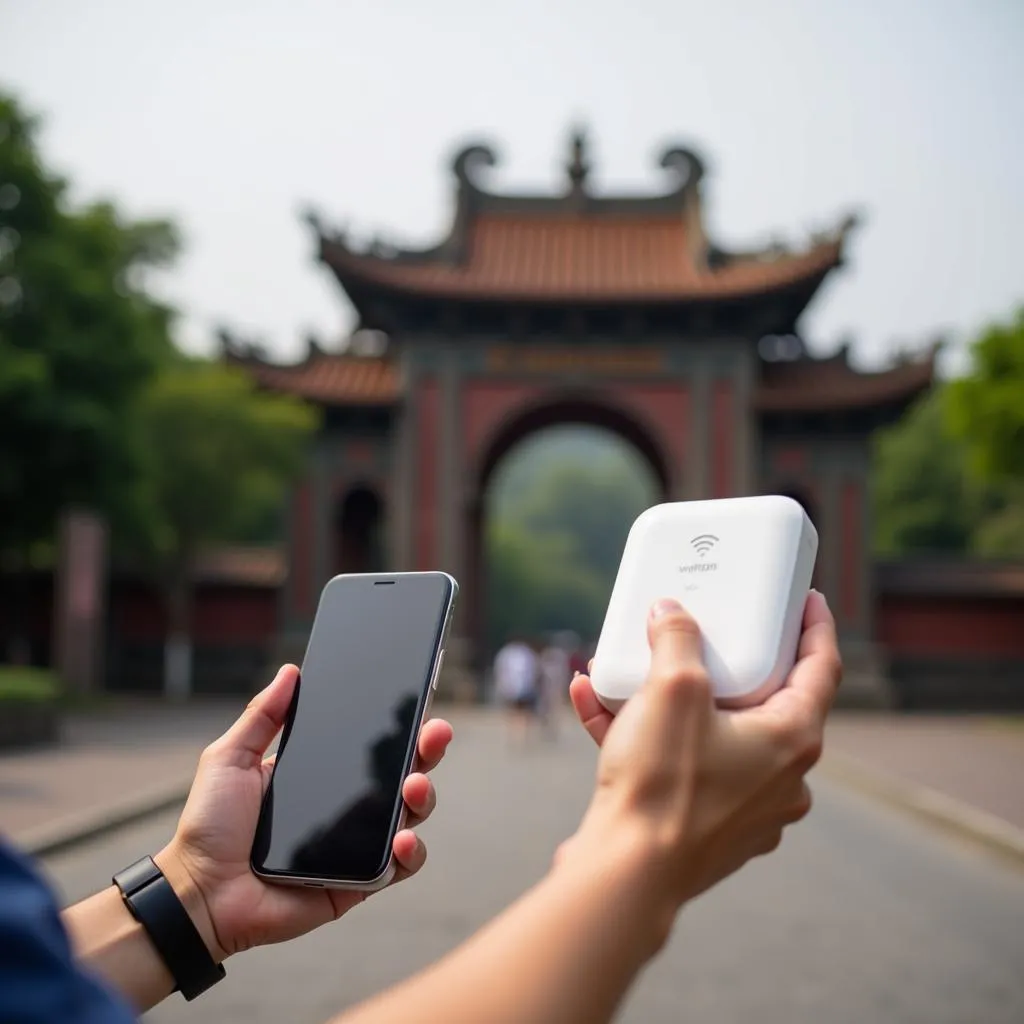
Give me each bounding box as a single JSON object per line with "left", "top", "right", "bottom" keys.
{"left": 106, "top": 640, "right": 272, "bottom": 695}
{"left": 106, "top": 577, "right": 276, "bottom": 694}
{"left": 0, "top": 568, "right": 276, "bottom": 696}
{"left": 876, "top": 561, "right": 1024, "bottom": 710}
{"left": 5, "top": 557, "right": 1024, "bottom": 706}
{"left": 885, "top": 656, "right": 1024, "bottom": 710}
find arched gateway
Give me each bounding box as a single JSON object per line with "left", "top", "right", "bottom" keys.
{"left": 225, "top": 131, "right": 936, "bottom": 698}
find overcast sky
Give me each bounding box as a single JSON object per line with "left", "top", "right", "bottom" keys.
{"left": 2, "top": 0, "right": 1021, "bottom": 371}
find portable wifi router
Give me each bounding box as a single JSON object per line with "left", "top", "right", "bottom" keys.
{"left": 590, "top": 495, "right": 818, "bottom": 711}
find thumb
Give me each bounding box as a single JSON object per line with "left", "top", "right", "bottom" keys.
{"left": 212, "top": 664, "right": 299, "bottom": 767}
{"left": 595, "top": 600, "right": 712, "bottom": 813}
{"left": 644, "top": 599, "right": 713, "bottom": 728}
{"left": 647, "top": 599, "right": 706, "bottom": 686}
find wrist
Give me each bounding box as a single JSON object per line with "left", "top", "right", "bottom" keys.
{"left": 153, "top": 844, "right": 230, "bottom": 965}
{"left": 552, "top": 812, "right": 681, "bottom": 957}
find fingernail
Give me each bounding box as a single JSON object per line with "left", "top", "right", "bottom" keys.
{"left": 650, "top": 598, "right": 683, "bottom": 620}
{"left": 572, "top": 670, "right": 580, "bottom": 679}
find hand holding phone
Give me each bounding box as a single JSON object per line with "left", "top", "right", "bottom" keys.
{"left": 251, "top": 571, "right": 457, "bottom": 891}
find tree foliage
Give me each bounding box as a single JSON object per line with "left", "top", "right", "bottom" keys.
{"left": 0, "top": 87, "right": 321, "bottom": 693}
{"left": 125, "top": 357, "right": 318, "bottom": 694}
{"left": 873, "top": 309, "right": 1024, "bottom": 558}
{"left": 130, "top": 360, "right": 319, "bottom": 590}
{"left": 946, "top": 309, "right": 1024, "bottom": 487}
{"left": 0, "top": 91, "right": 177, "bottom": 557}
{"left": 872, "top": 390, "right": 984, "bottom": 555}
{"left": 504, "top": 460, "right": 656, "bottom": 583}
{"left": 485, "top": 430, "right": 658, "bottom": 650}
{"left": 486, "top": 524, "right": 609, "bottom": 651}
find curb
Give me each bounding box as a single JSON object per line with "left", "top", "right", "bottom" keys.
{"left": 819, "top": 750, "right": 1024, "bottom": 868}
{"left": 20, "top": 776, "right": 193, "bottom": 860}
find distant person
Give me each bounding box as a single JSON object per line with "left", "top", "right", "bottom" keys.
{"left": 492, "top": 634, "right": 540, "bottom": 741}
{"left": 538, "top": 638, "right": 571, "bottom": 738}
{"left": 0, "top": 593, "right": 841, "bottom": 1024}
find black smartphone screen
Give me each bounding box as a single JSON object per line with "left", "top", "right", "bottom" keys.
{"left": 251, "top": 572, "right": 453, "bottom": 883}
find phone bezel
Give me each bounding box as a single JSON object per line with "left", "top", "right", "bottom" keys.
{"left": 250, "top": 570, "right": 458, "bottom": 893}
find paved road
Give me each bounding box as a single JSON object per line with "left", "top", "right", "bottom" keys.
{"left": 40, "top": 711, "right": 1024, "bottom": 1024}
{"left": 825, "top": 713, "right": 1024, "bottom": 829}
{"left": 2, "top": 700, "right": 237, "bottom": 844}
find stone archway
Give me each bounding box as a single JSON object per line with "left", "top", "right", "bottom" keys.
{"left": 463, "top": 395, "right": 673, "bottom": 674}
{"left": 334, "top": 484, "right": 385, "bottom": 576}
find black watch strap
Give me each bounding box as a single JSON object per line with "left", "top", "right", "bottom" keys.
{"left": 113, "top": 856, "right": 226, "bottom": 1001}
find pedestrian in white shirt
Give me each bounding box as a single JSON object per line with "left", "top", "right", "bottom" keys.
{"left": 493, "top": 636, "right": 539, "bottom": 742}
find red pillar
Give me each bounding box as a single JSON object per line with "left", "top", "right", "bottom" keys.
{"left": 840, "top": 479, "right": 862, "bottom": 627}
{"left": 415, "top": 378, "right": 440, "bottom": 571}
{"left": 290, "top": 480, "right": 314, "bottom": 617}
{"left": 711, "top": 380, "right": 735, "bottom": 498}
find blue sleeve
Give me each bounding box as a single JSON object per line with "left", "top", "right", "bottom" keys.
{"left": 0, "top": 837, "right": 137, "bottom": 1024}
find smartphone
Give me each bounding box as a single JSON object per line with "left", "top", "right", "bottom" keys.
{"left": 250, "top": 571, "right": 457, "bottom": 892}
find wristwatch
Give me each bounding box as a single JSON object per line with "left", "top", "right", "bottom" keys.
{"left": 112, "top": 856, "right": 226, "bottom": 1001}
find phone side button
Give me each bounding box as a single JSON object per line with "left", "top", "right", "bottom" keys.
{"left": 432, "top": 650, "right": 445, "bottom": 690}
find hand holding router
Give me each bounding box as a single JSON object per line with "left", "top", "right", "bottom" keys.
{"left": 590, "top": 495, "right": 818, "bottom": 711}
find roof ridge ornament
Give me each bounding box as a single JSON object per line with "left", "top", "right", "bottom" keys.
{"left": 833, "top": 210, "right": 864, "bottom": 247}
{"left": 216, "top": 326, "right": 268, "bottom": 363}
{"left": 840, "top": 210, "right": 863, "bottom": 235}
{"left": 300, "top": 206, "right": 323, "bottom": 236}
{"left": 451, "top": 143, "right": 498, "bottom": 192}
{"left": 300, "top": 204, "right": 348, "bottom": 250}
{"left": 566, "top": 126, "right": 590, "bottom": 194}
{"left": 658, "top": 146, "right": 705, "bottom": 193}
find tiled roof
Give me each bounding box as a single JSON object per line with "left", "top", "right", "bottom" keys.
{"left": 755, "top": 352, "right": 935, "bottom": 412}
{"left": 322, "top": 215, "right": 843, "bottom": 303}
{"left": 236, "top": 353, "right": 400, "bottom": 406}
{"left": 309, "top": 133, "right": 856, "bottom": 308}
{"left": 236, "top": 347, "right": 932, "bottom": 414}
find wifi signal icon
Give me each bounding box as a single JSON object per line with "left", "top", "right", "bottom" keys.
{"left": 690, "top": 533, "right": 719, "bottom": 558}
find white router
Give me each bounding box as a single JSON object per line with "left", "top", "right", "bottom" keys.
{"left": 590, "top": 495, "right": 818, "bottom": 711}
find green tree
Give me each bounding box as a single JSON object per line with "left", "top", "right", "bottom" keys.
{"left": 970, "top": 498, "right": 1024, "bottom": 558}
{"left": 131, "top": 361, "right": 319, "bottom": 696}
{"left": 485, "top": 429, "right": 659, "bottom": 650}
{"left": 505, "top": 459, "right": 655, "bottom": 583}
{"left": 872, "top": 389, "right": 985, "bottom": 555}
{"left": 945, "top": 308, "right": 1024, "bottom": 556}
{"left": 485, "top": 522, "right": 608, "bottom": 652}
{"left": 0, "top": 92, "right": 178, "bottom": 559}
{"left": 873, "top": 309, "right": 1024, "bottom": 559}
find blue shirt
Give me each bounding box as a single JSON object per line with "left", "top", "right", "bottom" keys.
{"left": 0, "top": 837, "right": 136, "bottom": 1023}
